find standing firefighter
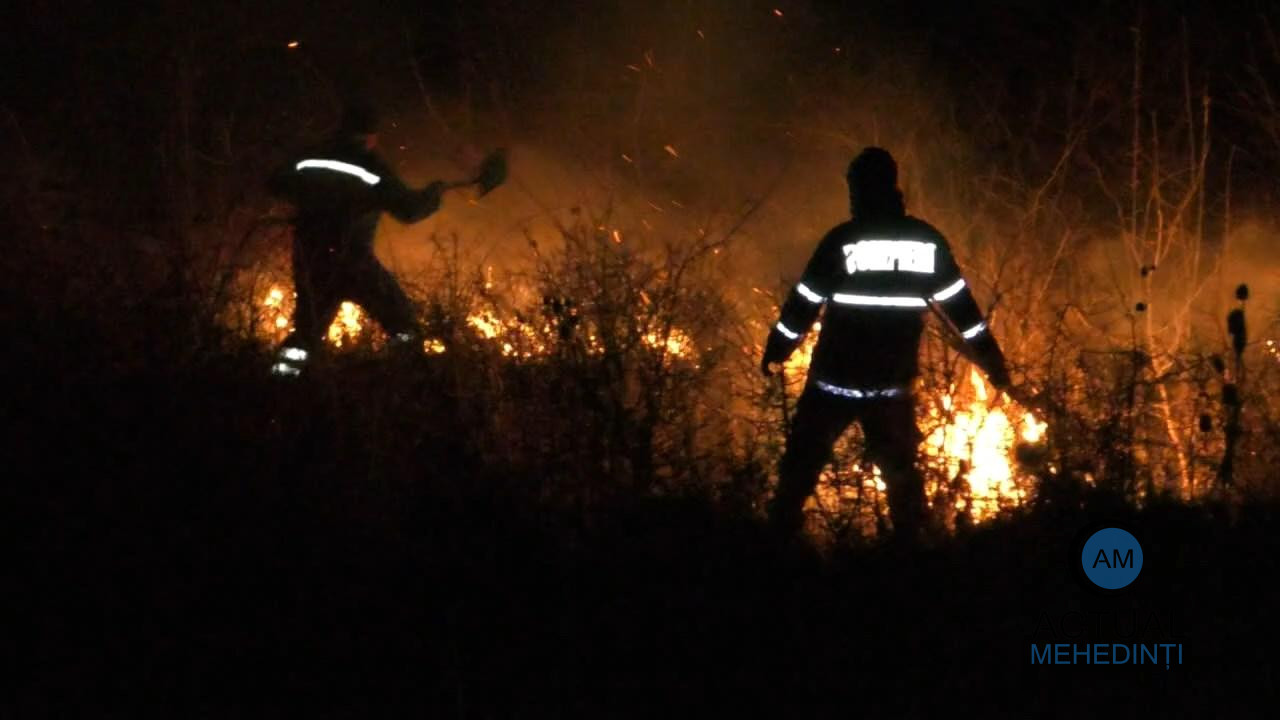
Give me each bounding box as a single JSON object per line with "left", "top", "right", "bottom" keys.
{"left": 265, "top": 100, "right": 445, "bottom": 377}
{"left": 760, "top": 147, "right": 1011, "bottom": 541}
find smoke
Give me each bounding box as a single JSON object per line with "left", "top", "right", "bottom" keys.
{"left": 369, "top": 1, "right": 977, "bottom": 303}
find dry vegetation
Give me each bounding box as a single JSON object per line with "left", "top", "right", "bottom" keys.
{"left": 11, "top": 3, "right": 1280, "bottom": 713}
{"left": 8, "top": 5, "right": 1280, "bottom": 541}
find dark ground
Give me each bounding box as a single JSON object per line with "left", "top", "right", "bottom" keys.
{"left": 14, "top": 356, "right": 1280, "bottom": 717}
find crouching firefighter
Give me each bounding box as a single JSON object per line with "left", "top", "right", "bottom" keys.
{"left": 265, "top": 100, "right": 445, "bottom": 377}
{"left": 760, "top": 147, "right": 1011, "bottom": 542}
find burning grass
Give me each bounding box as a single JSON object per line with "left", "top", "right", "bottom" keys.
{"left": 252, "top": 267, "right": 1049, "bottom": 537}
{"left": 772, "top": 321, "right": 1048, "bottom": 533}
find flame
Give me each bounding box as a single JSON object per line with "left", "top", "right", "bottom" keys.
{"left": 258, "top": 281, "right": 697, "bottom": 365}
{"left": 923, "top": 369, "right": 1046, "bottom": 518}
{"left": 260, "top": 285, "right": 295, "bottom": 338}
{"left": 259, "top": 283, "right": 447, "bottom": 351}
{"left": 1021, "top": 412, "right": 1047, "bottom": 443}
{"left": 254, "top": 275, "right": 1049, "bottom": 531}
{"left": 782, "top": 322, "right": 819, "bottom": 376}
{"left": 777, "top": 323, "right": 1045, "bottom": 526}
{"left": 467, "top": 309, "right": 504, "bottom": 340}
{"left": 465, "top": 309, "right": 551, "bottom": 358}
{"left": 327, "top": 301, "right": 363, "bottom": 348}
{"left": 643, "top": 327, "right": 694, "bottom": 358}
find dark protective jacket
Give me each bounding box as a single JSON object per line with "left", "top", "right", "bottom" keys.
{"left": 763, "top": 214, "right": 1007, "bottom": 394}
{"left": 267, "top": 138, "right": 442, "bottom": 260}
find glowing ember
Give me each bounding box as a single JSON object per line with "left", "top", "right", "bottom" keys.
{"left": 643, "top": 327, "right": 694, "bottom": 358}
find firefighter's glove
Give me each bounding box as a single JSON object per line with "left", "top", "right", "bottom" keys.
{"left": 761, "top": 333, "right": 789, "bottom": 378}
{"left": 761, "top": 355, "right": 775, "bottom": 378}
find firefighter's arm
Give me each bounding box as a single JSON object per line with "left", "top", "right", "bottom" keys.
{"left": 761, "top": 245, "right": 832, "bottom": 376}
{"left": 364, "top": 154, "right": 445, "bottom": 223}
{"left": 928, "top": 242, "right": 1011, "bottom": 389}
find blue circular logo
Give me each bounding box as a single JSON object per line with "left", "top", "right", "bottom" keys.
{"left": 1081, "top": 528, "right": 1143, "bottom": 589}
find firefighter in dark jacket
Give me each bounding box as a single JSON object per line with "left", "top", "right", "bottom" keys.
{"left": 266, "top": 100, "right": 446, "bottom": 377}
{"left": 760, "top": 147, "right": 1011, "bottom": 541}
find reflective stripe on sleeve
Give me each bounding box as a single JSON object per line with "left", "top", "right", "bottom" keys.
{"left": 295, "top": 159, "right": 382, "bottom": 185}
{"left": 931, "top": 278, "right": 966, "bottom": 302}
{"left": 795, "top": 282, "right": 826, "bottom": 304}
{"left": 775, "top": 321, "right": 801, "bottom": 340}
{"left": 831, "top": 293, "right": 927, "bottom": 308}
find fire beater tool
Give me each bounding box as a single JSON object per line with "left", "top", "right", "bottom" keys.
{"left": 440, "top": 148, "right": 508, "bottom": 198}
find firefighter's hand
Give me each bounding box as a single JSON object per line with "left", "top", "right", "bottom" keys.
{"left": 761, "top": 357, "right": 777, "bottom": 378}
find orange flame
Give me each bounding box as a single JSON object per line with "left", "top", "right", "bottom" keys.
{"left": 777, "top": 323, "right": 1045, "bottom": 525}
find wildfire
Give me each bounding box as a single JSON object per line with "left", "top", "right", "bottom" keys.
{"left": 643, "top": 326, "right": 694, "bottom": 358}
{"left": 261, "top": 285, "right": 375, "bottom": 349}
{"left": 924, "top": 368, "right": 1043, "bottom": 518}
{"left": 778, "top": 321, "right": 1045, "bottom": 525}
{"left": 258, "top": 283, "right": 696, "bottom": 363}
{"left": 256, "top": 278, "right": 1044, "bottom": 530}
{"left": 782, "top": 321, "right": 819, "bottom": 376}
{"left": 327, "top": 301, "right": 364, "bottom": 348}
{"left": 466, "top": 308, "right": 550, "bottom": 358}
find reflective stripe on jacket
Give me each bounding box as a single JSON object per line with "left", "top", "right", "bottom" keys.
{"left": 268, "top": 139, "right": 441, "bottom": 258}
{"left": 763, "top": 214, "right": 1006, "bottom": 390}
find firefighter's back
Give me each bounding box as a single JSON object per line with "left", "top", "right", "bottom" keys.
{"left": 272, "top": 139, "right": 386, "bottom": 258}
{"left": 808, "top": 215, "right": 945, "bottom": 389}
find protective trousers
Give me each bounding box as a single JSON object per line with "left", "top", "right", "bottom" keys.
{"left": 278, "top": 244, "right": 419, "bottom": 372}
{"left": 769, "top": 385, "right": 926, "bottom": 540}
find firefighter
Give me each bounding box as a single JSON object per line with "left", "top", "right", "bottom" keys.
{"left": 760, "top": 147, "right": 1011, "bottom": 542}
{"left": 266, "top": 99, "right": 446, "bottom": 377}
